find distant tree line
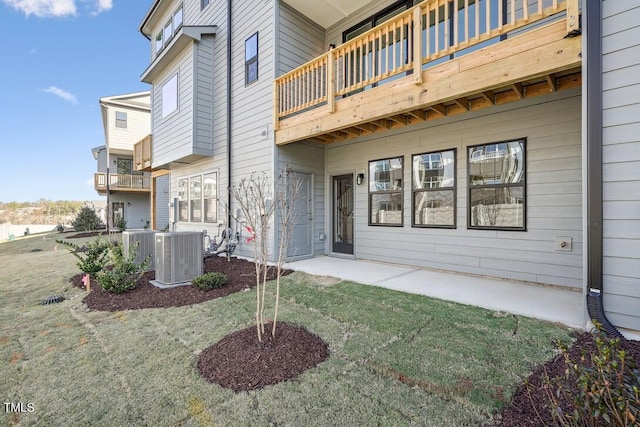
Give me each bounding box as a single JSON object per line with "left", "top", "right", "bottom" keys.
{"left": 0, "top": 199, "right": 84, "bottom": 225}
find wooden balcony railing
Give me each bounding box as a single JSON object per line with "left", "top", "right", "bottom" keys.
{"left": 133, "top": 134, "right": 152, "bottom": 172}
{"left": 274, "top": 0, "right": 578, "bottom": 127}
{"left": 94, "top": 173, "right": 151, "bottom": 192}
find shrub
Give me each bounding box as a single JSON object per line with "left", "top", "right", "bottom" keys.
{"left": 192, "top": 272, "right": 227, "bottom": 290}
{"left": 114, "top": 214, "right": 127, "bottom": 232}
{"left": 96, "top": 241, "right": 149, "bottom": 294}
{"left": 56, "top": 235, "right": 111, "bottom": 277}
{"left": 545, "top": 328, "right": 640, "bottom": 426}
{"left": 72, "top": 206, "right": 101, "bottom": 231}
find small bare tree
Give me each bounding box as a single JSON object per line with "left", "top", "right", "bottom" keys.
{"left": 229, "top": 169, "right": 304, "bottom": 342}
{"left": 272, "top": 168, "right": 304, "bottom": 338}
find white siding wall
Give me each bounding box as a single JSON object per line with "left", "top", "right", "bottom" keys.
{"left": 111, "top": 193, "right": 151, "bottom": 230}
{"left": 278, "top": 2, "right": 326, "bottom": 75}
{"left": 601, "top": 1, "right": 640, "bottom": 331}
{"left": 325, "top": 90, "right": 583, "bottom": 287}
{"left": 107, "top": 100, "right": 151, "bottom": 153}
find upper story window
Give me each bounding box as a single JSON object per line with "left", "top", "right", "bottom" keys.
{"left": 468, "top": 139, "right": 526, "bottom": 230}
{"left": 162, "top": 74, "right": 178, "bottom": 118}
{"left": 412, "top": 149, "right": 456, "bottom": 228}
{"left": 201, "top": 0, "right": 210, "bottom": 10}
{"left": 369, "top": 157, "right": 403, "bottom": 226}
{"left": 154, "top": 4, "right": 183, "bottom": 58}
{"left": 115, "top": 111, "right": 127, "bottom": 129}
{"left": 245, "top": 32, "right": 258, "bottom": 85}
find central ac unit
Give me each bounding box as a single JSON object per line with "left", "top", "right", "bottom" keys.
{"left": 154, "top": 231, "right": 203, "bottom": 285}
{"left": 122, "top": 230, "right": 155, "bottom": 270}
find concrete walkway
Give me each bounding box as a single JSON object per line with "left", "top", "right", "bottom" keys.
{"left": 285, "top": 256, "right": 586, "bottom": 329}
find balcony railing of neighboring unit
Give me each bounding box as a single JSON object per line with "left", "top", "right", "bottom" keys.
{"left": 133, "top": 134, "right": 152, "bottom": 172}
{"left": 94, "top": 173, "right": 151, "bottom": 191}
{"left": 274, "top": 0, "right": 579, "bottom": 126}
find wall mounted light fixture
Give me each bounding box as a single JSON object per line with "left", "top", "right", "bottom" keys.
{"left": 356, "top": 171, "right": 365, "bottom": 185}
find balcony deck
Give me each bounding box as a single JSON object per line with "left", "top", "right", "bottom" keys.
{"left": 94, "top": 173, "right": 151, "bottom": 194}
{"left": 274, "top": 0, "right": 581, "bottom": 145}
{"left": 133, "top": 134, "right": 152, "bottom": 172}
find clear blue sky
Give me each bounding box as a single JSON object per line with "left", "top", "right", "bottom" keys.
{"left": 0, "top": 0, "right": 152, "bottom": 203}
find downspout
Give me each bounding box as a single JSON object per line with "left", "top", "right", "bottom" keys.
{"left": 584, "top": 0, "right": 622, "bottom": 338}
{"left": 226, "top": 0, "right": 232, "bottom": 228}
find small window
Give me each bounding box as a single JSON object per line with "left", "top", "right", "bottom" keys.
{"left": 245, "top": 32, "right": 258, "bottom": 85}
{"left": 163, "top": 20, "right": 173, "bottom": 46}
{"left": 369, "top": 157, "right": 403, "bottom": 226}
{"left": 155, "top": 32, "right": 163, "bottom": 55}
{"left": 178, "top": 179, "right": 188, "bottom": 221}
{"left": 468, "top": 139, "right": 526, "bottom": 230}
{"left": 162, "top": 74, "right": 178, "bottom": 118}
{"left": 203, "top": 173, "right": 217, "bottom": 223}
{"left": 412, "top": 149, "right": 456, "bottom": 228}
{"left": 201, "top": 0, "right": 210, "bottom": 10}
{"left": 173, "top": 5, "right": 183, "bottom": 32}
{"left": 115, "top": 111, "right": 127, "bottom": 129}
{"left": 190, "top": 176, "right": 202, "bottom": 222}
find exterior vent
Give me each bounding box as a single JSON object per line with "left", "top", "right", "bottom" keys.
{"left": 154, "top": 232, "right": 203, "bottom": 285}
{"left": 123, "top": 230, "right": 156, "bottom": 270}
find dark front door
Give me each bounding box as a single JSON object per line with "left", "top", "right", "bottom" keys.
{"left": 333, "top": 174, "right": 354, "bottom": 255}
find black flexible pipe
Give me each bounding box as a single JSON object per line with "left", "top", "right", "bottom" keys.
{"left": 584, "top": 0, "right": 622, "bottom": 338}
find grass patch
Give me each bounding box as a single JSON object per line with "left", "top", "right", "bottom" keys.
{"left": 1, "top": 232, "right": 573, "bottom": 426}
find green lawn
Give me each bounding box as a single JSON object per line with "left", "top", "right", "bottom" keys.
{"left": 0, "top": 233, "right": 574, "bottom": 426}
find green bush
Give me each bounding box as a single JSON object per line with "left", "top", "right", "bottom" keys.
{"left": 96, "top": 241, "right": 149, "bottom": 294}
{"left": 114, "top": 214, "right": 127, "bottom": 232}
{"left": 72, "top": 206, "right": 101, "bottom": 231}
{"left": 547, "top": 329, "right": 640, "bottom": 426}
{"left": 192, "top": 272, "right": 227, "bottom": 290}
{"left": 56, "top": 235, "right": 111, "bottom": 278}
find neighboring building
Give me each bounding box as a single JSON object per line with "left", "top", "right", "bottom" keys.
{"left": 93, "top": 92, "right": 170, "bottom": 231}
{"left": 136, "top": 0, "right": 639, "bottom": 335}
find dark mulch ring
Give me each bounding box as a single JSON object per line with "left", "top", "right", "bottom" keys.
{"left": 69, "top": 255, "right": 291, "bottom": 311}
{"left": 198, "top": 321, "right": 330, "bottom": 392}
{"left": 497, "top": 331, "right": 640, "bottom": 426}
{"left": 65, "top": 230, "right": 116, "bottom": 239}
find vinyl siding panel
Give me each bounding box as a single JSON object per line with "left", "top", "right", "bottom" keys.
{"left": 324, "top": 90, "right": 582, "bottom": 288}
{"left": 278, "top": 2, "right": 325, "bottom": 75}
{"left": 601, "top": 1, "right": 640, "bottom": 331}
{"left": 155, "top": 174, "right": 170, "bottom": 231}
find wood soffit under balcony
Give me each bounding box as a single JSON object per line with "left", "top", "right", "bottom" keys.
{"left": 275, "top": 18, "right": 582, "bottom": 146}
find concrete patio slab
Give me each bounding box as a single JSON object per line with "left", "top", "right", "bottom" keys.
{"left": 285, "top": 256, "right": 585, "bottom": 329}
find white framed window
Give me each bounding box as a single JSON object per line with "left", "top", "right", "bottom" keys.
{"left": 177, "top": 172, "right": 217, "bottom": 223}
{"left": 115, "top": 111, "right": 127, "bottom": 129}
{"left": 201, "top": 0, "right": 210, "bottom": 10}
{"left": 155, "top": 32, "right": 163, "bottom": 54}
{"left": 173, "top": 5, "right": 183, "bottom": 31}
{"left": 163, "top": 20, "right": 173, "bottom": 46}
{"left": 162, "top": 74, "right": 178, "bottom": 118}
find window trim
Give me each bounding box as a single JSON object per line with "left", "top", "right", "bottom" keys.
{"left": 177, "top": 172, "right": 218, "bottom": 223}
{"left": 201, "top": 0, "right": 210, "bottom": 11}
{"left": 467, "top": 138, "right": 527, "bottom": 231}
{"left": 368, "top": 156, "right": 404, "bottom": 227}
{"left": 173, "top": 4, "right": 183, "bottom": 32}
{"left": 411, "top": 148, "right": 457, "bottom": 229}
{"left": 115, "top": 111, "right": 127, "bottom": 129}
{"left": 161, "top": 73, "right": 179, "bottom": 119}
{"left": 245, "top": 32, "right": 259, "bottom": 85}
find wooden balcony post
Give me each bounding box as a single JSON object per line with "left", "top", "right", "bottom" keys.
{"left": 327, "top": 49, "right": 336, "bottom": 113}
{"left": 566, "top": 0, "right": 579, "bottom": 35}
{"left": 413, "top": 6, "right": 423, "bottom": 85}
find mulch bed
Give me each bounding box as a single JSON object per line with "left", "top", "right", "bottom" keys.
{"left": 198, "top": 321, "right": 330, "bottom": 392}
{"left": 69, "top": 255, "right": 291, "bottom": 311}
{"left": 497, "top": 331, "right": 640, "bottom": 426}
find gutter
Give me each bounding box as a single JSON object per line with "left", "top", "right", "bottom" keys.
{"left": 584, "top": 0, "right": 622, "bottom": 338}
